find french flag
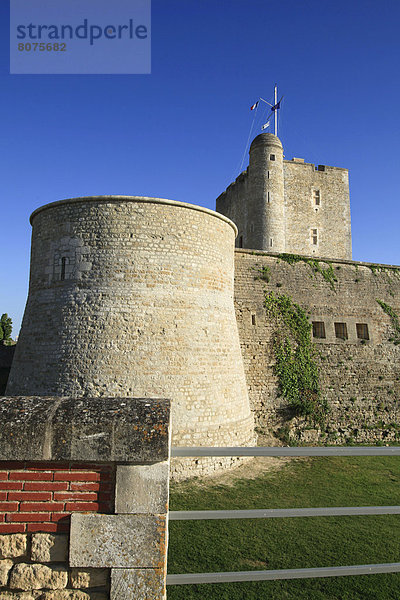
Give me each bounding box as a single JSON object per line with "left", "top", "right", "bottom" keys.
{"left": 250, "top": 101, "right": 259, "bottom": 111}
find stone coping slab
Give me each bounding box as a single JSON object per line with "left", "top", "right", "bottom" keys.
{"left": 0, "top": 397, "right": 170, "bottom": 463}
{"left": 235, "top": 248, "right": 400, "bottom": 269}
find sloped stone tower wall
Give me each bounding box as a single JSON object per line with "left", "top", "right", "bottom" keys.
{"left": 7, "top": 196, "right": 255, "bottom": 475}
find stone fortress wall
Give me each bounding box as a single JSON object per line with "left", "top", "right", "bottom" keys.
{"left": 4, "top": 132, "right": 400, "bottom": 479}
{"left": 283, "top": 160, "right": 351, "bottom": 260}
{"left": 234, "top": 250, "right": 400, "bottom": 444}
{"left": 217, "top": 132, "right": 352, "bottom": 260}
{"left": 6, "top": 196, "right": 255, "bottom": 479}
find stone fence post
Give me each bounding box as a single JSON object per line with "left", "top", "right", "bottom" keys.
{"left": 0, "top": 396, "right": 171, "bottom": 600}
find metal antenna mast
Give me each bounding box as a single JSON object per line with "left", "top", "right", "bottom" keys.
{"left": 258, "top": 85, "right": 282, "bottom": 137}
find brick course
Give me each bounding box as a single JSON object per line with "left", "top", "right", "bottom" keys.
{"left": 0, "top": 463, "right": 114, "bottom": 534}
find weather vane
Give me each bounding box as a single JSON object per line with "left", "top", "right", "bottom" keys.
{"left": 250, "top": 84, "right": 283, "bottom": 136}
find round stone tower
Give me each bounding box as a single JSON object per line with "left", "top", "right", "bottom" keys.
{"left": 7, "top": 196, "right": 255, "bottom": 478}
{"left": 248, "top": 132, "right": 285, "bottom": 252}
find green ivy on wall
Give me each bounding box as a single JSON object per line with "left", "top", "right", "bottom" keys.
{"left": 368, "top": 264, "right": 400, "bottom": 276}
{"left": 254, "top": 265, "right": 270, "bottom": 282}
{"left": 377, "top": 299, "right": 400, "bottom": 345}
{"left": 276, "top": 253, "right": 338, "bottom": 291}
{"left": 264, "top": 291, "right": 328, "bottom": 424}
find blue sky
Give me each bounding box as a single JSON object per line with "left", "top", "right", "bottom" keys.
{"left": 1, "top": 0, "right": 400, "bottom": 334}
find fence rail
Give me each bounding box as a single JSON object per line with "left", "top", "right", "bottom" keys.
{"left": 171, "top": 446, "right": 400, "bottom": 457}
{"left": 168, "top": 446, "right": 400, "bottom": 587}
{"left": 167, "top": 563, "right": 400, "bottom": 585}
{"left": 169, "top": 505, "right": 400, "bottom": 520}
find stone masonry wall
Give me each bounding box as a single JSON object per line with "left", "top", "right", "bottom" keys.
{"left": 234, "top": 250, "right": 400, "bottom": 444}
{"left": 0, "top": 346, "right": 15, "bottom": 395}
{"left": 0, "top": 462, "right": 113, "bottom": 599}
{"left": 283, "top": 160, "right": 352, "bottom": 260}
{"left": 0, "top": 397, "right": 172, "bottom": 600}
{"left": 7, "top": 196, "right": 255, "bottom": 478}
{"left": 216, "top": 171, "right": 248, "bottom": 249}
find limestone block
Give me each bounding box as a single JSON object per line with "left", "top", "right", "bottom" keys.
{"left": 36, "top": 592, "right": 90, "bottom": 600}
{"left": 115, "top": 463, "right": 169, "bottom": 514}
{"left": 0, "top": 535, "right": 27, "bottom": 559}
{"left": 111, "top": 568, "right": 165, "bottom": 600}
{"left": 69, "top": 514, "right": 167, "bottom": 568}
{"left": 70, "top": 568, "right": 108, "bottom": 589}
{"left": 0, "top": 560, "right": 13, "bottom": 586}
{"left": 31, "top": 535, "right": 68, "bottom": 563}
{"left": 9, "top": 564, "right": 68, "bottom": 590}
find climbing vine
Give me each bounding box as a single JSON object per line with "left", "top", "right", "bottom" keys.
{"left": 264, "top": 291, "right": 328, "bottom": 424}
{"left": 254, "top": 265, "right": 270, "bottom": 282}
{"left": 276, "top": 253, "right": 337, "bottom": 291}
{"left": 377, "top": 299, "right": 400, "bottom": 345}
{"left": 368, "top": 264, "right": 400, "bottom": 277}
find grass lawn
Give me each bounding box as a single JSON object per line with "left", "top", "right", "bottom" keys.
{"left": 167, "top": 456, "right": 400, "bottom": 599}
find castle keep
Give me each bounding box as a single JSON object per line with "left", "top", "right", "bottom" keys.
{"left": 217, "top": 133, "right": 352, "bottom": 260}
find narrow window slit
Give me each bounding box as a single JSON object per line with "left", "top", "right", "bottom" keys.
{"left": 60, "top": 257, "right": 67, "bottom": 281}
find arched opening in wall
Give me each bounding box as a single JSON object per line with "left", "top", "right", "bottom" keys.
{"left": 251, "top": 313, "right": 256, "bottom": 326}
{"left": 60, "top": 257, "right": 68, "bottom": 281}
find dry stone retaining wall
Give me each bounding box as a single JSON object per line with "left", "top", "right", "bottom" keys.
{"left": 0, "top": 531, "right": 108, "bottom": 599}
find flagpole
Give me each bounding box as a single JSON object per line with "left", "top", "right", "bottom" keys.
{"left": 274, "top": 84, "right": 278, "bottom": 136}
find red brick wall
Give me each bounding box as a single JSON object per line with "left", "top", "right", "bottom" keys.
{"left": 0, "top": 462, "right": 114, "bottom": 533}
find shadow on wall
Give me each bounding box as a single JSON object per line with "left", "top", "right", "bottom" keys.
{"left": 0, "top": 344, "right": 15, "bottom": 394}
